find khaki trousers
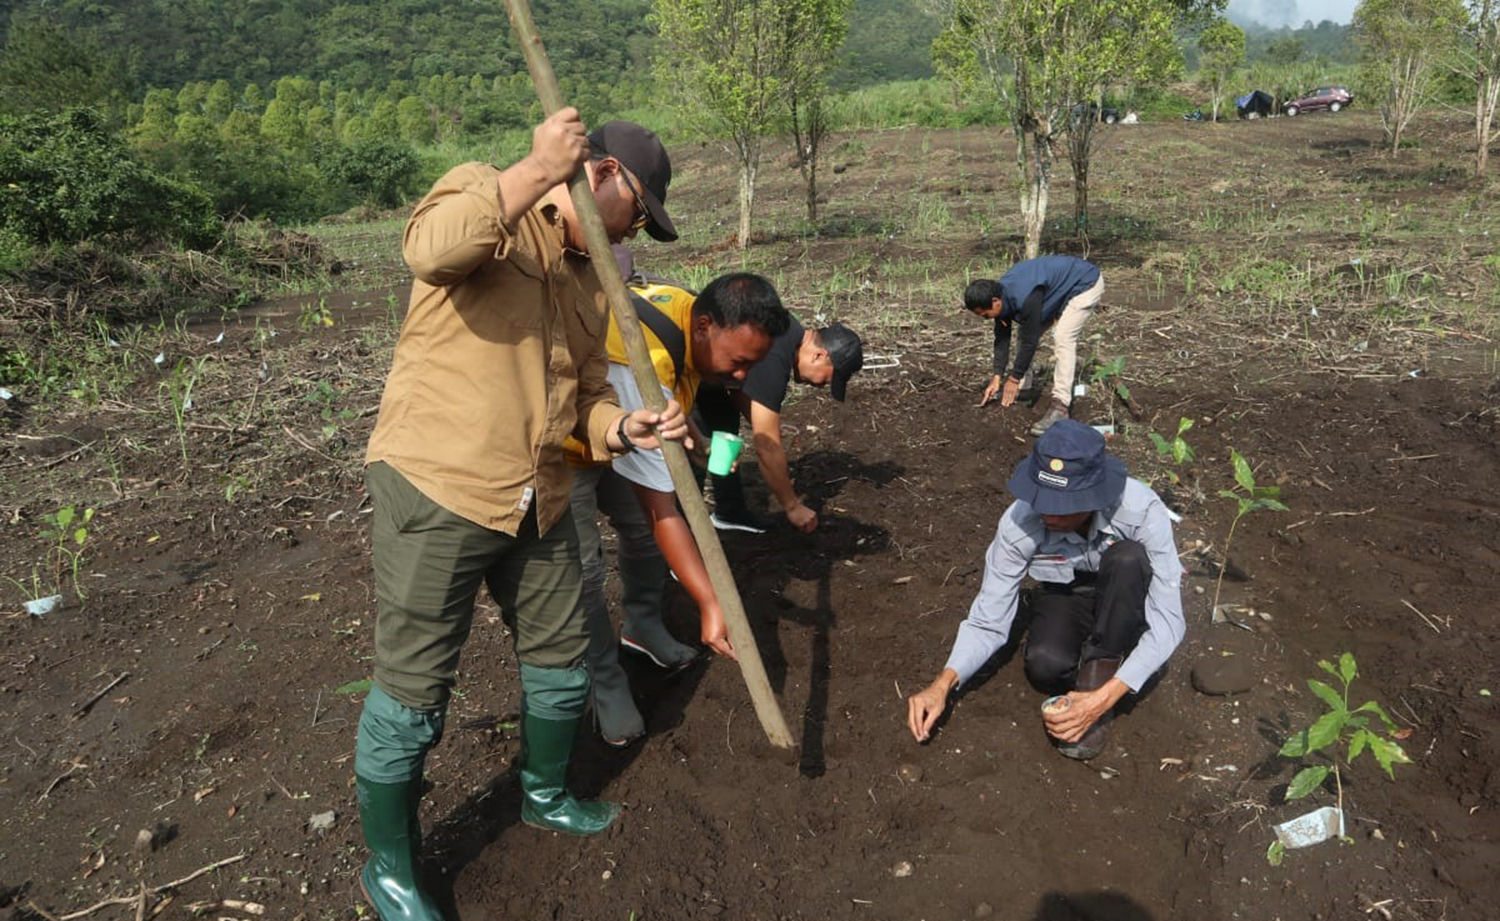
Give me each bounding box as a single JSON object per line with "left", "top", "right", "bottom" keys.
{"left": 1050, "top": 275, "right": 1105, "bottom": 404}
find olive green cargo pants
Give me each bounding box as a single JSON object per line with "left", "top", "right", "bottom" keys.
{"left": 364, "top": 461, "right": 590, "bottom": 713}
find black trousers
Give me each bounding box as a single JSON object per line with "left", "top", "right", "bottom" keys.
{"left": 1023, "top": 539, "right": 1151, "bottom": 694}
{"left": 692, "top": 386, "right": 751, "bottom": 511}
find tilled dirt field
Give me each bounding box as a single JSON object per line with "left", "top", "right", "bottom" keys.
{"left": 3, "top": 111, "right": 1497, "bottom": 921}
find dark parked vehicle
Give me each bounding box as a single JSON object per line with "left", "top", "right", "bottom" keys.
{"left": 1070, "top": 101, "right": 1122, "bottom": 125}
{"left": 1235, "top": 90, "right": 1274, "bottom": 119}
{"left": 1283, "top": 85, "right": 1353, "bottom": 117}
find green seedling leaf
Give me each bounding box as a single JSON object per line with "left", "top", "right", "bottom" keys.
{"left": 1149, "top": 433, "right": 1170, "bottom": 455}
{"left": 1258, "top": 498, "right": 1290, "bottom": 512}
{"left": 74, "top": 528, "right": 88, "bottom": 544}
{"left": 1348, "top": 727, "right": 1372, "bottom": 762}
{"left": 1339, "top": 652, "right": 1357, "bottom": 685}
{"left": 1307, "top": 679, "right": 1344, "bottom": 712}
{"left": 1286, "top": 765, "right": 1330, "bottom": 800}
{"left": 1317, "top": 659, "right": 1339, "bottom": 679}
{"left": 1354, "top": 700, "right": 1398, "bottom": 732}
{"left": 1304, "top": 708, "right": 1349, "bottom": 754}
{"left": 1279, "top": 729, "right": 1311, "bottom": 758}
{"left": 1266, "top": 839, "right": 1285, "bottom": 866}
{"left": 334, "top": 679, "right": 372, "bottom": 696}
{"left": 1217, "top": 489, "right": 1240, "bottom": 501}
{"left": 1231, "top": 449, "right": 1254, "bottom": 491}
{"left": 57, "top": 507, "right": 75, "bottom": 529}
{"left": 1173, "top": 441, "right": 1195, "bottom": 464}
{"left": 1115, "top": 382, "right": 1131, "bottom": 401}
{"left": 1366, "top": 735, "right": 1411, "bottom": 779}
{"left": 1177, "top": 417, "right": 1194, "bottom": 436}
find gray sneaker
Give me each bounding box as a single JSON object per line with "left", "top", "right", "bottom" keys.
{"left": 1030, "top": 400, "right": 1070, "bottom": 436}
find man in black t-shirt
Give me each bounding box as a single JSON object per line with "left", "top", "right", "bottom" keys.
{"left": 694, "top": 317, "right": 863, "bottom": 533}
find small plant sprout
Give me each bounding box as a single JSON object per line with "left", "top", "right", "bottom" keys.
{"left": 13, "top": 505, "right": 98, "bottom": 603}
{"left": 1211, "top": 448, "right": 1287, "bottom": 617}
{"left": 1088, "top": 356, "right": 1135, "bottom": 425}
{"left": 1267, "top": 652, "right": 1411, "bottom": 866}
{"left": 159, "top": 356, "right": 208, "bottom": 465}
{"left": 299, "top": 296, "right": 335, "bottom": 331}
{"left": 1148, "top": 416, "right": 1196, "bottom": 484}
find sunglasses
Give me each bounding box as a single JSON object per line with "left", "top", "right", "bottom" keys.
{"left": 619, "top": 169, "right": 650, "bottom": 233}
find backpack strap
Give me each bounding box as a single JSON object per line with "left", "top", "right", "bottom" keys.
{"left": 629, "top": 291, "right": 686, "bottom": 387}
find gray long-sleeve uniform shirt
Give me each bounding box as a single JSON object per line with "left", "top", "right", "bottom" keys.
{"left": 943, "top": 478, "right": 1185, "bottom": 692}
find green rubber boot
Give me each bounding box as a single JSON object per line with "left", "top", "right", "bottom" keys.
{"left": 519, "top": 710, "right": 621, "bottom": 836}
{"left": 357, "top": 774, "right": 444, "bottom": 921}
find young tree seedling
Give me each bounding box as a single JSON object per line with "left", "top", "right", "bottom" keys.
{"left": 1212, "top": 448, "right": 1287, "bottom": 618}
{"left": 1148, "top": 416, "right": 1196, "bottom": 484}
{"left": 1089, "top": 356, "right": 1142, "bottom": 424}
{"left": 1267, "top": 652, "right": 1411, "bottom": 866}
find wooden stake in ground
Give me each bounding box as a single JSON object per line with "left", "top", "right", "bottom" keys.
{"left": 500, "top": 0, "right": 795, "bottom": 750}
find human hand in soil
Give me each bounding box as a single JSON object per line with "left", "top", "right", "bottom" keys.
{"left": 979, "top": 375, "right": 1003, "bottom": 407}
{"left": 1044, "top": 680, "right": 1129, "bottom": 743}
{"left": 998, "top": 375, "right": 1022, "bottom": 408}
{"left": 617, "top": 399, "right": 690, "bottom": 451}
{"left": 907, "top": 670, "right": 958, "bottom": 742}
{"left": 528, "top": 107, "right": 590, "bottom": 187}
{"left": 785, "top": 502, "right": 818, "bottom": 533}
{"left": 700, "top": 604, "right": 737, "bottom": 660}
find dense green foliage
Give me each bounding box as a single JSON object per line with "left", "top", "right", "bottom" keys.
{"left": 0, "top": 0, "right": 655, "bottom": 93}
{"left": 0, "top": 109, "right": 219, "bottom": 248}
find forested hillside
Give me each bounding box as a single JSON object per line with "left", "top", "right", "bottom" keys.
{"left": 0, "top": 0, "right": 936, "bottom": 100}
{"left": 0, "top": 0, "right": 654, "bottom": 91}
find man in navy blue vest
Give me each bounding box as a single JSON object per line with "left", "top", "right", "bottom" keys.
{"left": 965, "top": 255, "right": 1104, "bottom": 436}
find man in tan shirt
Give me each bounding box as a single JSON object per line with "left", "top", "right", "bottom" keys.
{"left": 355, "top": 110, "right": 687, "bottom": 921}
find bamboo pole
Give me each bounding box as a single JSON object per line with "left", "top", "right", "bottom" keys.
{"left": 501, "top": 0, "right": 795, "bottom": 749}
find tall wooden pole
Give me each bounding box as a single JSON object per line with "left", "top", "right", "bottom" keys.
{"left": 501, "top": 0, "right": 795, "bottom": 749}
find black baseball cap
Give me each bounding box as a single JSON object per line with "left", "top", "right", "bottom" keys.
{"left": 588, "top": 121, "right": 678, "bottom": 243}
{"left": 818, "top": 323, "right": 864, "bottom": 401}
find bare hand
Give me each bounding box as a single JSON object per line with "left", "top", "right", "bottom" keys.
{"left": 529, "top": 108, "right": 589, "bottom": 187}
{"left": 623, "top": 399, "right": 690, "bottom": 451}
{"left": 700, "top": 605, "right": 737, "bottom": 660}
{"left": 999, "top": 376, "right": 1022, "bottom": 408}
{"left": 1043, "top": 687, "right": 1114, "bottom": 743}
{"left": 786, "top": 503, "right": 818, "bottom": 533}
{"left": 906, "top": 674, "right": 955, "bottom": 742}
{"left": 979, "top": 375, "right": 1002, "bottom": 407}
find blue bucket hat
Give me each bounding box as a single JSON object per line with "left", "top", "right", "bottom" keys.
{"left": 1007, "top": 419, "right": 1127, "bottom": 515}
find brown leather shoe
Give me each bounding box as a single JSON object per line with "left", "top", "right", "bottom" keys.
{"left": 1056, "top": 657, "right": 1121, "bottom": 760}
{"left": 1030, "top": 399, "right": 1070, "bottom": 436}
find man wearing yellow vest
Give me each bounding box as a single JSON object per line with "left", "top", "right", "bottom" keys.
{"left": 568, "top": 270, "right": 790, "bottom": 745}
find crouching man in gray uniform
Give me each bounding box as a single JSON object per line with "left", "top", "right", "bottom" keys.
{"left": 906, "top": 420, "right": 1185, "bottom": 759}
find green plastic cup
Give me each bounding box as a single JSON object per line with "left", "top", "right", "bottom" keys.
{"left": 707, "top": 431, "right": 744, "bottom": 476}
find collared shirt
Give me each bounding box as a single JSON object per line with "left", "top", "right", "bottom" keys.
{"left": 566, "top": 282, "right": 700, "bottom": 492}
{"left": 943, "top": 477, "right": 1185, "bottom": 692}
{"left": 366, "top": 162, "right": 624, "bottom": 536}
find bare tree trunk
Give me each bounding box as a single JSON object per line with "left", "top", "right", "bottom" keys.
{"left": 737, "top": 159, "right": 756, "bottom": 248}
{"left": 1018, "top": 123, "right": 1051, "bottom": 258}
{"left": 734, "top": 134, "right": 760, "bottom": 248}
{"left": 1068, "top": 110, "right": 1093, "bottom": 237}
{"left": 1479, "top": 70, "right": 1499, "bottom": 174}
{"left": 790, "top": 92, "right": 825, "bottom": 223}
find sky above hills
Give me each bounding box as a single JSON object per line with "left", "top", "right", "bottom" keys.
{"left": 1228, "top": 0, "right": 1358, "bottom": 27}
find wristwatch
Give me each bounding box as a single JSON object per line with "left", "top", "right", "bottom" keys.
{"left": 615, "top": 414, "right": 636, "bottom": 454}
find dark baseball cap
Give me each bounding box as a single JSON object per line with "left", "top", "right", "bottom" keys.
{"left": 588, "top": 121, "right": 678, "bottom": 243}
{"left": 1007, "top": 419, "right": 1127, "bottom": 515}
{"left": 818, "top": 323, "right": 864, "bottom": 401}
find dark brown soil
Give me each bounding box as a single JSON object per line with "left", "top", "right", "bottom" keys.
{"left": 3, "top": 111, "right": 1498, "bottom": 921}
